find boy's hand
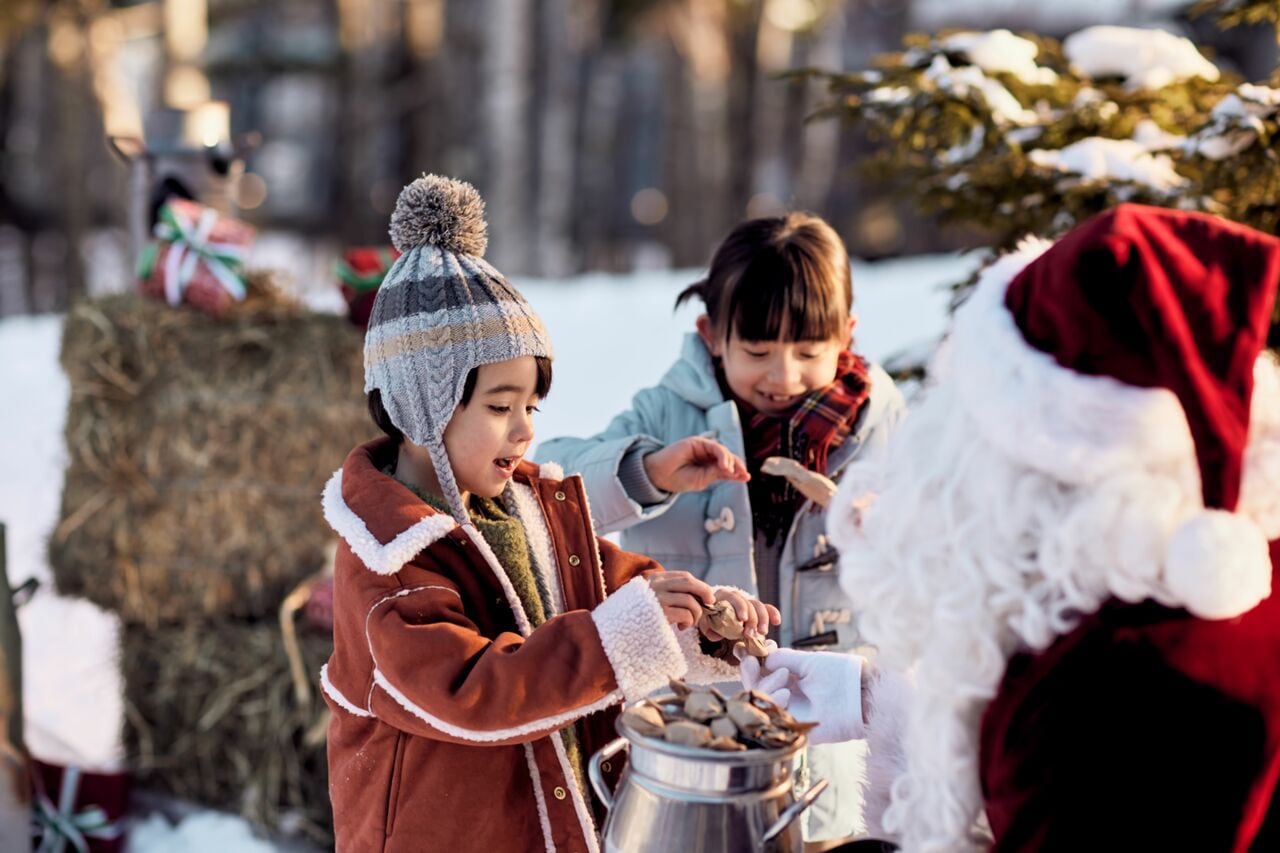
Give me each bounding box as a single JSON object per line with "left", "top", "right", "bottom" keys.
{"left": 701, "top": 587, "right": 781, "bottom": 641}
{"left": 648, "top": 571, "right": 715, "bottom": 630}
{"left": 644, "top": 436, "right": 749, "bottom": 495}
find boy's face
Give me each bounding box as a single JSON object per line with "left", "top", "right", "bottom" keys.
{"left": 698, "top": 314, "right": 855, "bottom": 416}
{"left": 443, "top": 356, "right": 541, "bottom": 499}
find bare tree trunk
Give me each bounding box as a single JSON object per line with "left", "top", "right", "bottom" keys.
{"left": 661, "top": 38, "right": 703, "bottom": 268}
{"left": 726, "top": 0, "right": 763, "bottom": 220}
{"left": 336, "top": 0, "right": 403, "bottom": 243}
{"left": 483, "top": 0, "right": 534, "bottom": 273}
{"left": 663, "top": 0, "right": 734, "bottom": 266}
{"left": 55, "top": 16, "right": 89, "bottom": 308}
{"left": 795, "top": 13, "right": 844, "bottom": 214}
{"left": 752, "top": 13, "right": 797, "bottom": 212}
{"left": 572, "top": 47, "right": 623, "bottom": 270}
{"left": 533, "top": 0, "right": 579, "bottom": 278}
{"left": 824, "top": 0, "right": 914, "bottom": 256}
{"left": 406, "top": 2, "right": 447, "bottom": 192}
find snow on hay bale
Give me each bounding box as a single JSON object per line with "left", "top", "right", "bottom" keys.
{"left": 50, "top": 277, "right": 369, "bottom": 625}
{"left": 122, "top": 617, "right": 333, "bottom": 845}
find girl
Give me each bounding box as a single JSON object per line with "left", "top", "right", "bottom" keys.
{"left": 321, "top": 175, "right": 772, "bottom": 852}
{"left": 536, "top": 212, "right": 905, "bottom": 842}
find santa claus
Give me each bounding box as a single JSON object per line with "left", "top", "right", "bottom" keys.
{"left": 753, "top": 203, "right": 1280, "bottom": 851}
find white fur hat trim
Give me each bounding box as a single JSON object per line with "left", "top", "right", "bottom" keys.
{"left": 1166, "top": 509, "right": 1272, "bottom": 620}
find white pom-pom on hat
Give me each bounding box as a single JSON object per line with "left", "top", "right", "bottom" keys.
{"left": 389, "top": 174, "right": 488, "bottom": 256}
{"left": 1165, "top": 509, "right": 1272, "bottom": 620}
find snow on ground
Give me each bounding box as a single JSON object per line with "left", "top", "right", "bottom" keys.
{"left": 1, "top": 252, "right": 973, "bottom": 850}
{"left": 1063, "top": 25, "right": 1221, "bottom": 90}
{"left": 1, "top": 314, "right": 67, "bottom": 588}
{"left": 127, "top": 812, "right": 281, "bottom": 852}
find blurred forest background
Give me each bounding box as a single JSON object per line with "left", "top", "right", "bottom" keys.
{"left": 1, "top": 0, "right": 1276, "bottom": 316}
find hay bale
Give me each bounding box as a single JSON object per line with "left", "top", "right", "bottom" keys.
{"left": 51, "top": 286, "right": 371, "bottom": 624}
{"left": 122, "top": 619, "right": 333, "bottom": 846}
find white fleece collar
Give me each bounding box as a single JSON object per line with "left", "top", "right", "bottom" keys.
{"left": 322, "top": 469, "right": 458, "bottom": 575}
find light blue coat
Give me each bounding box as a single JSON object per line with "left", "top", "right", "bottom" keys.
{"left": 537, "top": 332, "right": 906, "bottom": 840}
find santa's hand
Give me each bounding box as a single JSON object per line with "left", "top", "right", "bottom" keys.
{"left": 759, "top": 648, "right": 866, "bottom": 745}
{"left": 737, "top": 648, "right": 791, "bottom": 708}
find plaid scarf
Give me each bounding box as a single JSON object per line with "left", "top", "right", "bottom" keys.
{"left": 730, "top": 350, "right": 872, "bottom": 545}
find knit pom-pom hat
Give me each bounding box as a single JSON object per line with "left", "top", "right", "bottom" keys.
{"left": 364, "top": 174, "right": 553, "bottom": 523}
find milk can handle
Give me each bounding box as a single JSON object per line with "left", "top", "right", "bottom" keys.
{"left": 588, "top": 737, "right": 629, "bottom": 811}
{"left": 760, "top": 777, "right": 829, "bottom": 847}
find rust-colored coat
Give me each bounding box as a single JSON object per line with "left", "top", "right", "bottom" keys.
{"left": 320, "top": 438, "right": 718, "bottom": 852}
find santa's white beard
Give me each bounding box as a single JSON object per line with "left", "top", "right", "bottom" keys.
{"left": 827, "top": 354, "right": 1280, "bottom": 851}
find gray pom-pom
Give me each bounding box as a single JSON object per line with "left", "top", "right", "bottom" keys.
{"left": 389, "top": 174, "right": 488, "bottom": 256}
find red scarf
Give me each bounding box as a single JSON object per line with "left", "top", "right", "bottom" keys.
{"left": 728, "top": 350, "right": 872, "bottom": 545}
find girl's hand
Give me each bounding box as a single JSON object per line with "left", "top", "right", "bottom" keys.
{"left": 648, "top": 571, "right": 715, "bottom": 630}
{"left": 701, "top": 588, "right": 782, "bottom": 641}
{"left": 643, "top": 436, "right": 750, "bottom": 495}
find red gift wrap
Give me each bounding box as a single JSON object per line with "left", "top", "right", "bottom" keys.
{"left": 138, "top": 198, "right": 256, "bottom": 318}
{"left": 336, "top": 246, "right": 400, "bottom": 329}
{"left": 32, "top": 759, "right": 129, "bottom": 853}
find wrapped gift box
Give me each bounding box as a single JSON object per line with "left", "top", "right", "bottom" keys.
{"left": 335, "top": 246, "right": 399, "bottom": 329}
{"left": 138, "top": 198, "right": 255, "bottom": 317}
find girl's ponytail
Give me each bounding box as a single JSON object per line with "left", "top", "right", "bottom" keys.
{"left": 674, "top": 278, "right": 708, "bottom": 310}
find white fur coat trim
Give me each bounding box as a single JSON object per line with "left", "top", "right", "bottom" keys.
{"left": 569, "top": 474, "right": 612, "bottom": 604}
{"left": 322, "top": 470, "right": 458, "bottom": 576}
{"left": 372, "top": 669, "right": 622, "bottom": 742}
{"left": 547, "top": 724, "right": 602, "bottom": 853}
{"left": 591, "top": 577, "right": 688, "bottom": 701}
{"left": 523, "top": 743, "right": 556, "bottom": 853}
{"left": 319, "top": 663, "right": 373, "bottom": 717}
{"left": 504, "top": 480, "right": 567, "bottom": 614}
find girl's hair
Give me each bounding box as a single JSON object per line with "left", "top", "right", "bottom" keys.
{"left": 368, "top": 356, "right": 553, "bottom": 444}
{"left": 675, "top": 212, "right": 852, "bottom": 343}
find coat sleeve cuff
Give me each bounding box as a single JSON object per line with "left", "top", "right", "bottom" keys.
{"left": 617, "top": 439, "right": 672, "bottom": 507}
{"left": 591, "top": 576, "right": 687, "bottom": 701}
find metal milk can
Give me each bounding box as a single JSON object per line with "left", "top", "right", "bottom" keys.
{"left": 589, "top": 714, "right": 828, "bottom": 853}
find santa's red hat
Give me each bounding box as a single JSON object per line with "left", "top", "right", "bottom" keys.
{"left": 946, "top": 203, "right": 1280, "bottom": 620}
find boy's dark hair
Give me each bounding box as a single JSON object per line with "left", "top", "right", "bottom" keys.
{"left": 368, "top": 355, "right": 553, "bottom": 444}
{"left": 676, "top": 212, "right": 852, "bottom": 343}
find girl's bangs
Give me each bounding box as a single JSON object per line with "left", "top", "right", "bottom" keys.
{"left": 724, "top": 252, "right": 846, "bottom": 342}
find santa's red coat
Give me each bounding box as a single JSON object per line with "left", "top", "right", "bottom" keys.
{"left": 980, "top": 541, "right": 1280, "bottom": 851}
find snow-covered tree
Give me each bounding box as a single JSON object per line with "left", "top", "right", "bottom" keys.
{"left": 1192, "top": 0, "right": 1280, "bottom": 39}
{"left": 804, "top": 23, "right": 1280, "bottom": 261}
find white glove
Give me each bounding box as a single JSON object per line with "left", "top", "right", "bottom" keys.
{"left": 759, "top": 648, "right": 866, "bottom": 745}
{"left": 737, "top": 649, "right": 792, "bottom": 708}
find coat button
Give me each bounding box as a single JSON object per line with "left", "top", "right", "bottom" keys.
{"left": 554, "top": 490, "right": 567, "bottom": 501}
{"left": 553, "top": 786, "right": 567, "bottom": 800}
{"left": 568, "top": 554, "right": 581, "bottom": 567}
{"left": 601, "top": 761, "right": 611, "bottom": 773}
